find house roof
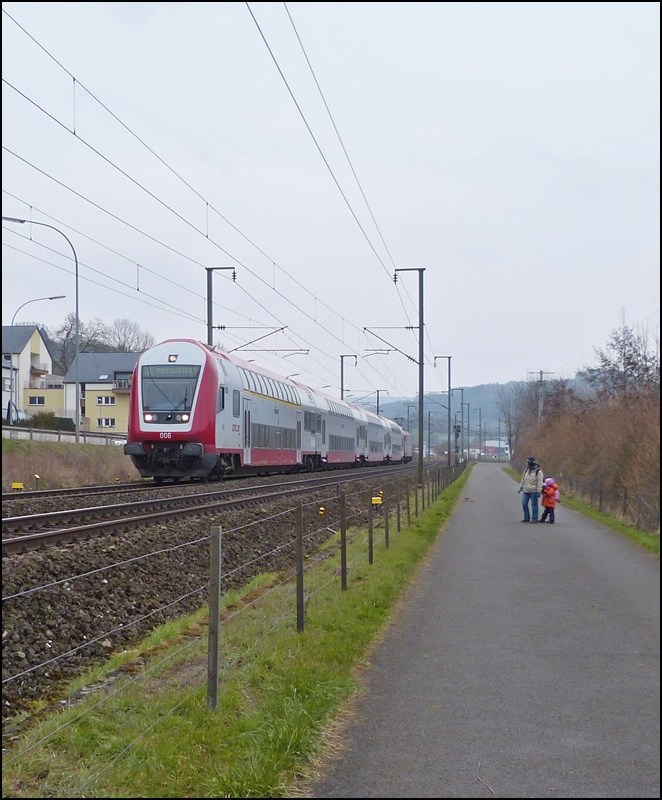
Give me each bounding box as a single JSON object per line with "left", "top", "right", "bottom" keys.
{"left": 2, "top": 325, "right": 55, "bottom": 359}
{"left": 64, "top": 352, "right": 140, "bottom": 383}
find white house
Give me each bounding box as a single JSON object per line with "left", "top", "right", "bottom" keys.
{"left": 2, "top": 325, "right": 58, "bottom": 422}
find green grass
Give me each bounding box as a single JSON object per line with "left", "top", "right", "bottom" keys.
{"left": 503, "top": 466, "right": 659, "bottom": 555}
{"left": 2, "top": 466, "right": 473, "bottom": 799}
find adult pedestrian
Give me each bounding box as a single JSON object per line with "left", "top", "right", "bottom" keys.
{"left": 518, "top": 456, "right": 544, "bottom": 523}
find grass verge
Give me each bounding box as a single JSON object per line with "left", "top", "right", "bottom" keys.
{"left": 503, "top": 466, "right": 659, "bottom": 555}
{"left": 2, "top": 465, "right": 473, "bottom": 798}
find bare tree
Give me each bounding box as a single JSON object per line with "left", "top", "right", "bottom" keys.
{"left": 45, "top": 313, "right": 109, "bottom": 375}
{"left": 102, "top": 319, "right": 155, "bottom": 352}
{"left": 578, "top": 322, "right": 660, "bottom": 397}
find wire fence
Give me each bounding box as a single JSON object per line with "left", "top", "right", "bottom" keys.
{"left": 2, "top": 461, "right": 467, "bottom": 794}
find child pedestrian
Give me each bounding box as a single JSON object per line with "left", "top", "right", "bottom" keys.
{"left": 540, "top": 477, "right": 560, "bottom": 524}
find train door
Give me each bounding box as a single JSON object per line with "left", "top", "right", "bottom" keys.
{"left": 296, "top": 410, "right": 302, "bottom": 465}
{"left": 243, "top": 397, "right": 252, "bottom": 466}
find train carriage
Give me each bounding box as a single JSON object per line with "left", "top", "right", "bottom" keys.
{"left": 125, "top": 338, "right": 408, "bottom": 481}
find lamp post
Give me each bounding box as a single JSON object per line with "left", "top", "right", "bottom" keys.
{"left": 3, "top": 216, "right": 80, "bottom": 440}
{"left": 205, "top": 266, "right": 236, "bottom": 347}
{"left": 339, "top": 355, "right": 357, "bottom": 401}
{"left": 7, "top": 295, "right": 66, "bottom": 424}
{"left": 434, "top": 356, "right": 452, "bottom": 467}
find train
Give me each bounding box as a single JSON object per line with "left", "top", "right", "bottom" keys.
{"left": 124, "top": 339, "right": 412, "bottom": 482}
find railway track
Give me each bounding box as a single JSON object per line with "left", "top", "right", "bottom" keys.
{"left": 1, "top": 480, "right": 154, "bottom": 502}
{"left": 2, "top": 466, "right": 416, "bottom": 555}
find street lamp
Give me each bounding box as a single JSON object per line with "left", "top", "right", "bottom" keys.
{"left": 7, "top": 295, "right": 66, "bottom": 424}
{"left": 205, "top": 266, "right": 236, "bottom": 347}
{"left": 3, "top": 216, "right": 80, "bottom": 440}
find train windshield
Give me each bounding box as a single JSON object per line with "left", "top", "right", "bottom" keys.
{"left": 141, "top": 365, "right": 201, "bottom": 411}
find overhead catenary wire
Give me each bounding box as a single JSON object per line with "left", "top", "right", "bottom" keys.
{"left": 2, "top": 12, "right": 426, "bottom": 399}
{"left": 281, "top": 2, "right": 418, "bottom": 327}
{"left": 2, "top": 9, "right": 407, "bottom": 362}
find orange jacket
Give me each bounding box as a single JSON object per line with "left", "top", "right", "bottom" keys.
{"left": 542, "top": 484, "right": 559, "bottom": 508}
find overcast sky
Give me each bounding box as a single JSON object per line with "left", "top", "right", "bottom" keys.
{"left": 2, "top": 1, "right": 659, "bottom": 402}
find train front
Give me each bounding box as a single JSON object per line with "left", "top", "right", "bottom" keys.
{"left": 124, "top": 339, "right": 218, "bottom": 481}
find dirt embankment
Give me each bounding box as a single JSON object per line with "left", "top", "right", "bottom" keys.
{"left": 2, "top": 438, "right": 139, "bottom": 492}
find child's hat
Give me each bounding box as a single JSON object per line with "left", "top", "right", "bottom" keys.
{"left": 545, "top": 477, "right": 554, "bottom": 486}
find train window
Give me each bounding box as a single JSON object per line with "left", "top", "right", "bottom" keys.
{"left": 217, "top": 386, "right": 225, "bottom": 413}
{"left": 248, "top": 371, "right": 257, "bottom": 393}
{"left": 233, "top": 390, "right": 240, "bottom": 417}
{"left": 255, "top": 374, "right": 265, "bottom": 395}
{"left": 266, "top": 377, "right": 276, "bottom": 398}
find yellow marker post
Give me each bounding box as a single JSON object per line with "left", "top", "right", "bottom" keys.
{"left": 11, "top": 482, "right": 24, "bottom": 491}
{"left": 318, "top": 506, "right": 326, "bottom": 516}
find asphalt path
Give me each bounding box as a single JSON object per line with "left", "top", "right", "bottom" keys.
{"left": 310, "top": 462, "right": 660, "bottom": 799}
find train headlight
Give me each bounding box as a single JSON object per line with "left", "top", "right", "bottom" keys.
{"left": 144, "top": 413, "right": 155, "bottom": 422}
{"left": 182, "top": 414, "right": 190, "bottom": 422}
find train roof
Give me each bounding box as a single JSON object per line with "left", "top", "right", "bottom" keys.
{"left": 148, "top": 339, "right": 405, "bottom": 433}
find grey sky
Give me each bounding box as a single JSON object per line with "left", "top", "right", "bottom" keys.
{"left": 2, "top": 1, "right": 659, "bottom": 401}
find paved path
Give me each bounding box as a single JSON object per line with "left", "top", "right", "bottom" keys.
{"left": 311, "top": 462, "right": 659, "bottom": 798}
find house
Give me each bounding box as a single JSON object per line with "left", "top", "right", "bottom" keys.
{"left": 2, "top": 325, "right": 59, "bottom": 422}
{"left": 63, "top": 352, "right": 139, "bottom": 433}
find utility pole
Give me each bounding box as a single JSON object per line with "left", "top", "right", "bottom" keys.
{"left": 466, "top": 402, "right": 470, "bottom": 458}
{"left": 529, "top": 370, "right": 554, "bottom": 425}
{"left": 376, "top": 389, "right": 388, "bottom": 416}
{"left": 395, "top": 268, "right": 425, "bottom": 485}
{"left": 206, "top": 266, "right": 236, "bottom": 346}
{"left": 434, "top": 356, "right": 452, "bottom": 467}
{"left": 474, "top": 407, "right": 482, "bottom": 459}
{"left": 340, "top": 355, "right": 357, "bottom": 401}
{"left": 452, "top": 388, "right": 465, "bottom": 462}
{"left": 427, "top": 411, "right": 432, "bottom": 459}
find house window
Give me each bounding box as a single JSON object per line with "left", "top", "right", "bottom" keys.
{"left": 3, "top": 378, "right": 10, "bottom": 392}
{"left": 29, "top": 396, "right": 45, "bottom": 405}
{"left": 98, "top": 418, "right": 116, "bottom": 428}
{"left": 97, "top": 396, "right": 116, "bottom": 405}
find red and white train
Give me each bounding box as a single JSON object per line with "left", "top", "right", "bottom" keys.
{"left": 124, "top": 339, "right": 412, "bottom": 482}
